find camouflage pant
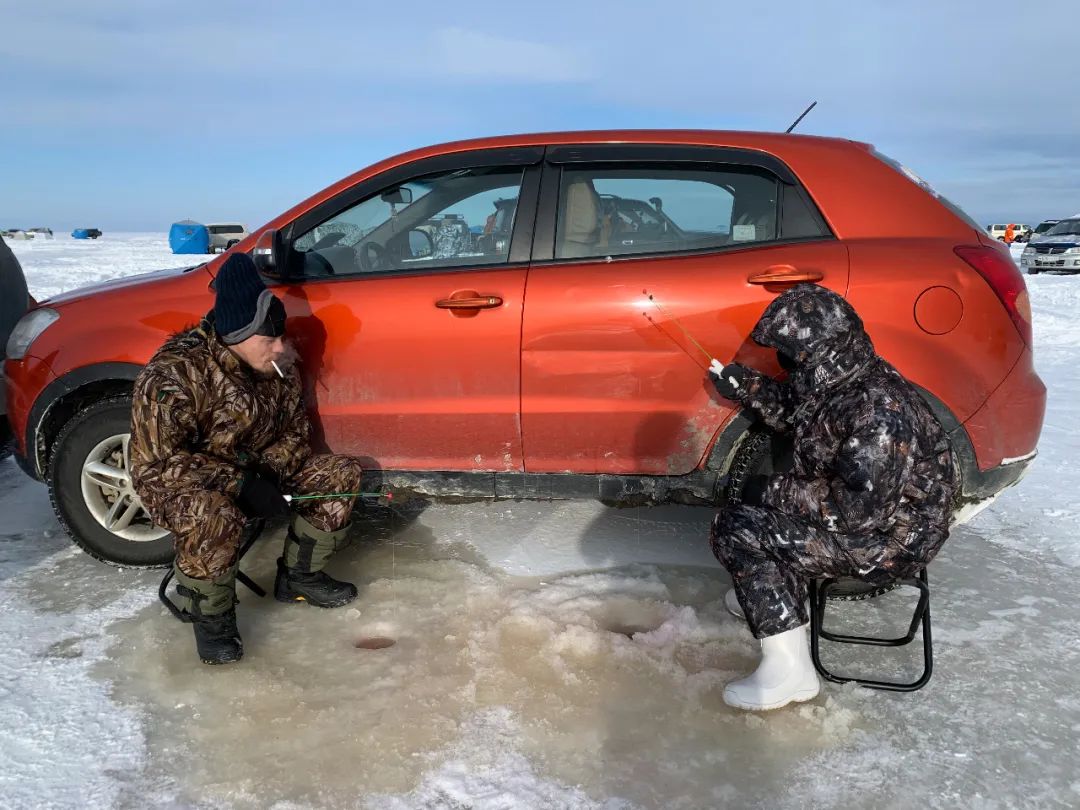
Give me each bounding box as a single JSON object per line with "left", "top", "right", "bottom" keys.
{"left": 710, "top": 505, "right": 934, "bottom": 639}
{"left": 164, "top": 453, "right": 364, "bottom": 579}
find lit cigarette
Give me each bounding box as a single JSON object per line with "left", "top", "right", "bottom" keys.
{"left": 271, "top": 360, "right": 285, "bottom": 378}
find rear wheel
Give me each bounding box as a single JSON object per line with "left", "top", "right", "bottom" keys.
{"left": 48, "top": 396, "right": 173, "bottom": 567}
{"left": 718, "top": 426, "right": 793, "bottom": 506}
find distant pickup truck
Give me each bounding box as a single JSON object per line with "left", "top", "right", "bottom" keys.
{"left": 206, "top": 223, "right": 249, "bottom": 253}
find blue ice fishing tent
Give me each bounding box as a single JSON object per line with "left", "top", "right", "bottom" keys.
{"left": 72, "top": 228, "right": 92, "bottom": 239}
{"left": 169, "top": 219, "right": 210, "bottom": 254}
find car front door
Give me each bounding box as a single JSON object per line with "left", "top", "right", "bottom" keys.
{"left": 521, "top": 145, "right": 849, "bottom": 475}
{"left": 272, "top": 148, "right": 542, "bottom": 472}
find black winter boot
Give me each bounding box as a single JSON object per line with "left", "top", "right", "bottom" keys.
{"left": 274, "top": 557, "right": 358, "bottom": 608}
{"left": 191, "top": 608, "right": 243, "bottom": 665}
{"left": 174, "top": 565, "right": 243, "bottom": 665}
{"left": 275, "top": 514, "right": 357, "bottom": 608}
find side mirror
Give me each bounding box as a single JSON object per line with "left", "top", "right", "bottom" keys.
{"left": 381, "top": 187, "right": 414, "bottom": 206}
{"left": 408, "top": 228, "right": 434, "bottom": 259}
{"left": 252, "top": 229, "right": 289, "bottom": 278}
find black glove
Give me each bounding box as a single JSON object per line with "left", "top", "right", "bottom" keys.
{"left": 236, "top": 473, "right": 290, "bottom": 519}
{"left": 739, "top": 474, "right": 771, "bottom": 507}
{"left": 708, "top": 359, "right": 748, "bottom": 400}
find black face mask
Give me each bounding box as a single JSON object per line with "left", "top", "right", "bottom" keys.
{"left": 777, "top": 350, "right": 798, "bottom": 372}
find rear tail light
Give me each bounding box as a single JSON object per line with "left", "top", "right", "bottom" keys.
{"left": 954, "top": 245, "right": 1032, "bottom": 346}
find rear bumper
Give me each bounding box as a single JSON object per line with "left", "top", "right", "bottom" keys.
{"left": 959, "top": 450, "right": 1034, "bottom": 502}
{"left": 962, "top": 347, "right": 1045, "bottom": 473}
{"left": 946, "top": 345, "right": 1043, "bottom": 518}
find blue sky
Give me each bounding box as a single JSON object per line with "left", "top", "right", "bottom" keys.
{"left": 1, "top": 0, "right": 1077, "bottom": 232}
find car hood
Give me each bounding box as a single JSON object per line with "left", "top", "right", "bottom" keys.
{"left": 43, "top": 264, "right": 210, "bottom": 306}
{"left": 1029, "top": 233, "right": 1080, "bottom": 246}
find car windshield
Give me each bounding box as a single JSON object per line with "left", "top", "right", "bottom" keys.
{"left": 1035, "top": 222, "right": 1057, "bottom": 233}
{"left": 1045, "top": 220, "right": 1080, "bottom": 237}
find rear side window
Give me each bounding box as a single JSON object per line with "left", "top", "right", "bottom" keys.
{"left": 554, "top": 165, "right": 784, "bottom": 260}
{"left": 779, "top": 186, "right": 830, "bottom": 240}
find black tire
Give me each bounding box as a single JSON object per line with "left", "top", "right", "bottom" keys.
{"left": 719, "top": 427, "right": 793, "bottom": 506}
{"left": 1027, "top": 268, "right": 1039, "bottom": 275}
{"left": 48, "top": 395, "right": 174, "bottom": 567}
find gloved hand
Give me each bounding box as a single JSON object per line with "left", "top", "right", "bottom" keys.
{"left": 739, "top": 474, "right": 771, "bottom": 507}
{"left": 236, "top": 473, "right": 291, "bottom": 519}
{"left": 708, "top": 359, "right": 748, "bottom": 400}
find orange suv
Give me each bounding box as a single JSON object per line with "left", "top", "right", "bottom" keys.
{"left": 3, "top": 130, "right": 1046, "bottom": 566}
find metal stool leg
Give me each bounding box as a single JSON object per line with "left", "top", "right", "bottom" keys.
{"left": 159, "top": 519, "right": 266, "bottom": 621}
{"left": 810, "top": 569, "right": 933, "bottom": 692}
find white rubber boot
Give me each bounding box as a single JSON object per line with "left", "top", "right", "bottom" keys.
{"left": 723, "top": 624, "right": 820, "bottom": 711}
{"left": 724, "top": 588, "right": 745, "bottom": 620}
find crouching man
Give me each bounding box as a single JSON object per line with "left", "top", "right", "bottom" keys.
{"left": 130, "top": 253, "right": 364, "bottom": 665}
{"left": 708, "top": 284, "right": 956, "bottom": 711}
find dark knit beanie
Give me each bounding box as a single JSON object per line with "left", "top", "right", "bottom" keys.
{"left": 214, "top": 253, "right": 286, "bottom": 345}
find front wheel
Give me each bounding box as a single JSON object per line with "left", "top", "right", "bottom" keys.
{"left": 48, "top": 396, "right": 174, "bottom": 567}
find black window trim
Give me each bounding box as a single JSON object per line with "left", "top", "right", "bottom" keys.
{"left": 532, "top": 144, "right": 833, "bottom": 264}
{"left": 278, "top": 146, "right": 544, "bottom": 282}
{"left": 545, "top": 144, "right": 799, "bottom": 184}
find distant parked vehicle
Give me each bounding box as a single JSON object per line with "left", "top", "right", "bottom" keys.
{"left": 1028, "top": 220, "right": 1061, "bottom": 243}
{"left": 1020, "top": 217, "right": 1080, "bottom": 274}
{"left": 71, "top": 229, "right": 103, "bottom": 240}
{"left": 987, "top": 223, "right": 1030, "bottom": 243}
{"left": 28, "top": 228, "right": 53, "bottom": 239}
{"left": 206, "top": 222, "right": 249, "bottom": 253}
{"left": 1, "top": 234, "right": 33, "bottom": 458}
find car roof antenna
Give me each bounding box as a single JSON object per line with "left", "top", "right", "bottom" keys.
{"left": 785, "top": 101, "right": 818, "bottom": 133}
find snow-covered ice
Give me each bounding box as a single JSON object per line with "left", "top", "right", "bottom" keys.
{"left": 1, "top": 234, "right": 1078, "bottom": 808}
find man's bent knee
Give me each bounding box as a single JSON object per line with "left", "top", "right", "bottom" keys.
{"left": 163, "top": 491, "right": 247, "bottom": 580}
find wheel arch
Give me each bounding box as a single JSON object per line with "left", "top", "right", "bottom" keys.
{"left": 25, "top": 362, "right": 142, "bottom": 480}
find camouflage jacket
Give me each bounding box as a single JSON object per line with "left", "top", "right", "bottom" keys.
{"left": 731, "top": 284, "right": 956, "bottom": 548}
{"left": 130, "top": 319, "right": 311, "bottom": 517}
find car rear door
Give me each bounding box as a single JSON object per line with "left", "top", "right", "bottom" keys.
{"left": 520, "top": 144, "right": 849, "bottom": 475}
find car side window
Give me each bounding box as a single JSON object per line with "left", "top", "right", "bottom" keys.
{"left": 554, "top": 165, "right": 781, "bottom": 261}
{"left": 292, "top": 166, "right": 525, "bottom": 277}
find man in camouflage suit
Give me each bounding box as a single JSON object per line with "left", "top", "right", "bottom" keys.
{"left": 131, "top": 253, "right": 364, "bottom": 665}
{"left": 708, "top": 283, "right": 956, "bottom": 711}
